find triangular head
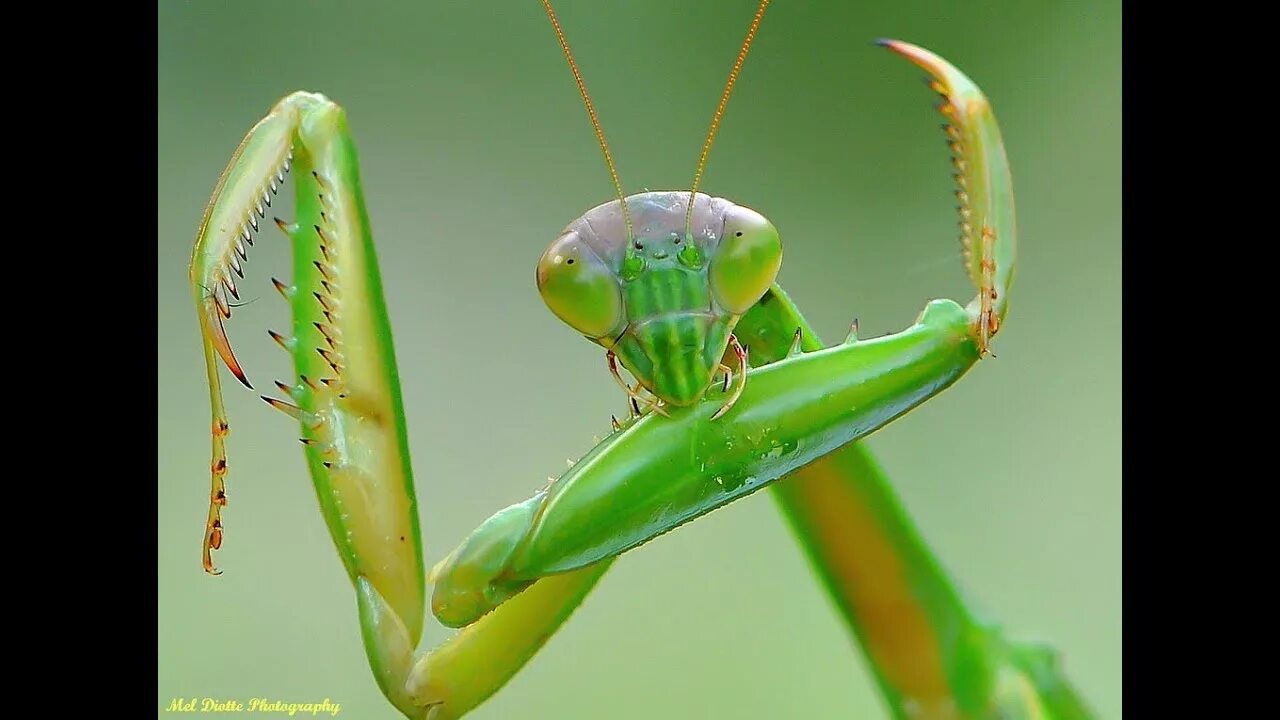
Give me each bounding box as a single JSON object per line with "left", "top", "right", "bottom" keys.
{"left": 537, "top": 190, "right": 781, "bottom": 414}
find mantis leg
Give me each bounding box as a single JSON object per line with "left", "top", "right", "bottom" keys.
{"left": 189, "top": 91, "right": 619, "bottom": 720}
{"left": 191, "top": 90, "right": 426, "bottom": 713}
{"left": 737, "top": 288, "right": 1091, "bottom": 720}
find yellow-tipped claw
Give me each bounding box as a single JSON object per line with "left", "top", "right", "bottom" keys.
{"left": 878, "top": 39, "right": 1016, "bottom": 356}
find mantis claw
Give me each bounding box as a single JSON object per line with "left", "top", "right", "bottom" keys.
{"left": 652, "top": 402, "right": 670, "bottom": 418}
{"left": 606, "top": 350, "right": 631, "bottom": 396}
{"left": 608, "top": 350, "right": 669, "bottom": 417}
{"left": 710, "top": 335, "right": 748, "bottom": 421}
{"left": 202, "top": 300, "right": 252, "bottom": 388}
{"left": 879, "top": 39, "right": 1015, "bottom": 358}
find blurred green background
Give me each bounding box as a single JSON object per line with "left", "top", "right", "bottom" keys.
{"left": 158, "top": 1, "right": 1120, "bottom": 718}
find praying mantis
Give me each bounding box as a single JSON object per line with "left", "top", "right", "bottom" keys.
{"left": 177, "top": 1, "right": 1097, "bottom": 718}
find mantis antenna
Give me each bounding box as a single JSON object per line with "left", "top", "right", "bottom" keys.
{"left": 685, "top": 0, "right": 771, "bottom": 238}
{"left": 541, "top": 0, "right": 634, "bottom": 243}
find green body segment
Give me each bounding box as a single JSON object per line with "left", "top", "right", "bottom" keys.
{"left": 736, "top": 288, "right": 976, "bottom": 716}
{"left": 430, "top": 297, "right": 981, "bottom": 627}
{"left": 277, "top": 95, "right": 426, "bottom": 648}
{"left": 610, "top": 243, "right": 732, "bottom": 405}
{"left": 738, "top": 291, "right": 1090, "bottom": 719}
{"left": 408, "top": 562, "right": 614, "bottom": 720}
{"left": 518, "top": 299, "right": 978, "bottom": 576}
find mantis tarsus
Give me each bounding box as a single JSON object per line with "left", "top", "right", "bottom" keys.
{"left": 184, "top": 2, "right": 1092, "bottom": 718}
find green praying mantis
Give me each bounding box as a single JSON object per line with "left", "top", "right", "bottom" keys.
{"left": 184, "top": 2, "right": 1094, "bottom": 718}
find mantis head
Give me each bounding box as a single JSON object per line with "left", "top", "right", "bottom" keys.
{"left": 537, "top": 191, "right": 781, "bottom": 407}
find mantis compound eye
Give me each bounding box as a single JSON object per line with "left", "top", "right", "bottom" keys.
{"left": 537, "top": 231, "right": 626, "bottom": 342}
{"left": 709, "top": 205, "right": 782, "bottom": 315}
